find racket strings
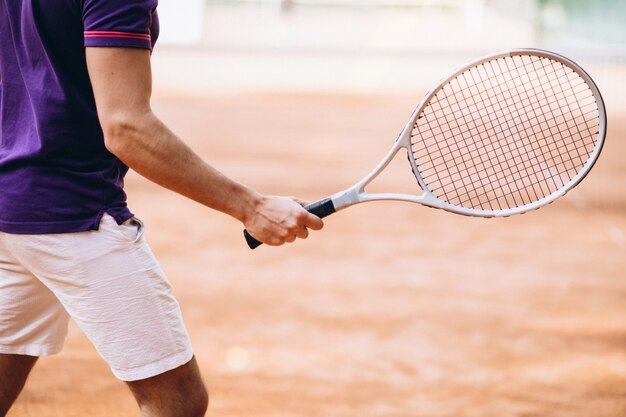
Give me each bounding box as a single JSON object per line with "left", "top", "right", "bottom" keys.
{"left": 411, "top": 54, "right": 600, "bottom": 211}
{"left": 415, "top": 111, "right": 598, "bottom": 178}
{"left": 419, "top": 133, "right": 595, "bottom": 203}
{"left": 415, "top": 107, "right": 599, "bottom": 205}
{"left": 461, "top": 57, "right": 594, "bottom": 207}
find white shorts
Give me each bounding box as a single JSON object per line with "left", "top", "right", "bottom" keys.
{"left": 0, "top": 214, "right": 193, "bottom": 381}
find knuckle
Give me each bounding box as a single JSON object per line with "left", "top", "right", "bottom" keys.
{"left": 272, "top": 238, "right": 284, "bottom": 246}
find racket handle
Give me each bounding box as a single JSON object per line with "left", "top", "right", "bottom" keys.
{"left": 243, "top": 198, "right": 336, "bottom": 249}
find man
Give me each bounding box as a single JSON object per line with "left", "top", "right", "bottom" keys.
{"left": 0, "top": 1, "right": 323, "bottom": 416}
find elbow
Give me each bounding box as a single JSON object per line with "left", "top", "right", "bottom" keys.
{"left": 101, "top": 114, "right": 143, "bottom": 158}
{"left": 103, "top": 133, "right": 124, "bottom": 158}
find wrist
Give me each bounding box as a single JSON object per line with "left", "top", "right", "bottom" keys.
{"left": 233, "top": 187, "right": 264, "bottom": 224}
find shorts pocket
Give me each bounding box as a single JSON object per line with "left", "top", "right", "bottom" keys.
{"left": 102, "top": 214, "right": 145, "bottom": 243}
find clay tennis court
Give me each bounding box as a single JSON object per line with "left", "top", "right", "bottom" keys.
{"left": 8, "top": 3, "right": 626, "bottom": 417}
{"left": 9, "top": 90, "right": 626, "bottom": 416}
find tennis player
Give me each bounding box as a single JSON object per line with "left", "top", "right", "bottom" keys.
{"left": 0, "top": 1, "right": 323, "bottom": 416}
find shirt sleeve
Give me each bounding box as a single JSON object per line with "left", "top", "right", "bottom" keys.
{"left": 82, "top": 0, "right": 159, "bottom": 50}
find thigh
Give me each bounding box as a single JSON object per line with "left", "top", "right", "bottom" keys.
{"left": 5, "top": 214, "right": 194, "bottom": 381}
{"left": 0, "top": 235, "right": 69, "bottom": 356}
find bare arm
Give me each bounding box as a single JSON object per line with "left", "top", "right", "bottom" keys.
{"left": 86, "top": 47, "right": 322, "bottom": 245}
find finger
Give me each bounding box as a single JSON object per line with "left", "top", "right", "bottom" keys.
{"left": 304, "top": 213, "right": 324, "bottom": 231}
{"left": 291, "top": 197, "right": 310, "bottom": 207}
{"left": 265, "top": 238, "right": 284, "bottom": 247}
{"left": 296, "top": 227, "right": 310, "bottom": 239}
{"left": 273, "top": 238, "right": 287, "bottom": 246}
{"left": 262, "top": 232, "right": 285, "bottom": 247}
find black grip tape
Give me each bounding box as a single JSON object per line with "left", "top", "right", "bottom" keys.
{"left": 305, "top": 198, "right": 336, "bottom": 219}
{"left": 243, "top": 198, "right": 336, "bottom": 249}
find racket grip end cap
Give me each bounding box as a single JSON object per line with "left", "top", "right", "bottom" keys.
{"left": 244, "top": 230, "right": 263, "bottom": 249}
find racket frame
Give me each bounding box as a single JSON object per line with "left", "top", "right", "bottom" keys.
{"left": 328, "top": 48, "right": 606, "bottom": 218}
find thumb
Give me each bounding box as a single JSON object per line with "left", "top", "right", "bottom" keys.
{"left": 304, "top": 212, "right": 324, "bottom": 231}
{"left": 291, "top": 197, "right": 309, "bottom": 207}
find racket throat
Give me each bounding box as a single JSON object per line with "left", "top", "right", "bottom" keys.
{"left": 330, "top": 188, "right": 362, "bottom": 211}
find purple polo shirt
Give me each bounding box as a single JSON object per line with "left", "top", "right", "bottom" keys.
{"left": 0, "top": 0, "right": 159, "bottom": 234}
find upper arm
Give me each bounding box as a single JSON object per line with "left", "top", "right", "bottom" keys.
{"left": 81, "top": 0, "right": 158, "bottom": 142}
{"left": 86, "top": 47, "right": 153, "bottom": 134}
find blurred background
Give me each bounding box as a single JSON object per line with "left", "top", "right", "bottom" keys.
{"left": 153, "top": 0, "right": 626, "bottom": 94}
{"left": 152, "top": 1, "right": 626, "bottom": 208}
{"left": 141, "top": 2, "right": 623, "bottom": 416}
{"left": 14, "top": 2, "right": 626, "bottom": 417}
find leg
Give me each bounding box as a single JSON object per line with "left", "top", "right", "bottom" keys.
{"left": 0, "top": 238, "right": 69, "bottom": 417}
{"left": 0, "top": 354, "right": 38, "bottom": 417}
{"left": 8, "top": 216, "right": 198, "bottom": 409}
{"left": 126, "top": 356, "right": 208, "bottom": 417}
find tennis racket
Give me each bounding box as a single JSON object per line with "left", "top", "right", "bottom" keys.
{"left": 244, "top": 49, "right": 606, "bottom": 249}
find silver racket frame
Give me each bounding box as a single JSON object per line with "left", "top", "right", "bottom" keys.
{"left": 328, "top": 48, "right": 607, "bottom": 218}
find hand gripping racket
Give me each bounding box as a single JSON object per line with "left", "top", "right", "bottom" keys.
{"left": 244, "top": 49, "right": 606, "bottom": 249}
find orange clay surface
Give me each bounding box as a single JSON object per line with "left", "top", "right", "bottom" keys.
{"left": 8, "top": 93, "right": 626, "bottom": 417}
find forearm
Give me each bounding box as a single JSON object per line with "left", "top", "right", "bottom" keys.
{"left": 86, "top": 47, "right": 322, "bottom": 245}
{"left": 104, "top": 111, "right": 260, "bottom": 222}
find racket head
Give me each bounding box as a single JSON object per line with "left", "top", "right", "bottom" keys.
{"left": 405, "top": 49, "right": 606, "bottom": 217}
